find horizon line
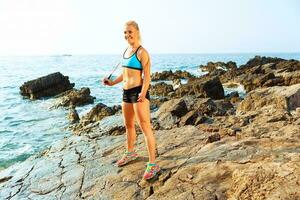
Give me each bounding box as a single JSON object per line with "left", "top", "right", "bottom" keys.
{"left": 1, "top": 51, "right": 300, "bottom": 57}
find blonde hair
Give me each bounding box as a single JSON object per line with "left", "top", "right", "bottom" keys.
{"left": 125, "top": 20, "right": 142, "bottom": 43}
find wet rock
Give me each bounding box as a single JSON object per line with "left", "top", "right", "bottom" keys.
{"left": 20, "top": 72, "right": 74, "bottom": 99}
{"left": 53, "top": 87, "right": 95, "bottom": 108}
{"left": 199, "top": 61, "right": 237, "bottom": 74}
{"left": 172, "top": 78, "right": 182, "bottom": 90}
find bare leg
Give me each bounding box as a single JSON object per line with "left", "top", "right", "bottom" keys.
{"left": 122, "top": 102, "right": 136, "bottom": 152}
{"left": 133, "top": 99, "right": 156, "bottom": 163}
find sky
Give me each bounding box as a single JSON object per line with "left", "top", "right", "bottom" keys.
{"left": 0, "top": 0, "right": 299, "bottom": 55}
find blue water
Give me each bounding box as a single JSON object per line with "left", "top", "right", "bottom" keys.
{"left": 1, "top": 53, "right": 300, "bottom": 169}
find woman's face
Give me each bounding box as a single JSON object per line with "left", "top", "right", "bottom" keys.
{"left": 124, "top": 25, "right": 138, "bottom": 45}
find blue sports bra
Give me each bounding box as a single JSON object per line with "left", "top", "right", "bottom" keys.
{"left": 122, "top": 46, "right": 143, "bottom": 70}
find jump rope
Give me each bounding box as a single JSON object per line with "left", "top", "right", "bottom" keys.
{"left": 104, "top": 62, "right": 121, "bottom": 84}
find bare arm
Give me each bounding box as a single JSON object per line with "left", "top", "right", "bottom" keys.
{"left": 140, "top": 48, "right": 151, "bottom": 95}
{"left": 112, "top": 74, "right": 123, "bottom": 85}
{"left": 103, "top": 73, "right": 123, "bottom": 86}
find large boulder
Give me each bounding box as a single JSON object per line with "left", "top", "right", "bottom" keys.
{"left": 20, "top": 72, "right": 74, "bottom": 99}
{"left": 237, "top": 83, "right": 300, "bottom": 114}
{"left": 154, "top": 98, "right": 188, "bottom": 129}
{"left": 175, "top": 76, "right": 225, "bottom": 99}
{"left": 82, "top": 103, "right": 121, "bottom": 123}
{"left": 69, "top": 103, "right": 122, "bottom": 135}
{"left": 52, "top": 87, "right": 95, "bottom": 108}
{"left": 149, "top": 82, "right": 174, "bottom": 97}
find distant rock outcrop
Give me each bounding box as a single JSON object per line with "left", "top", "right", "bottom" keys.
{"left": 20, "top": 72, "right": 74, "bottom": 99}
{"left": 151, "top": 70, "right": 195, "bottom": 81}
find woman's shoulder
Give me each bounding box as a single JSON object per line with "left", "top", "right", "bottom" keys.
{"left": 137, "top": 46, "right": 149, "bottom": 58}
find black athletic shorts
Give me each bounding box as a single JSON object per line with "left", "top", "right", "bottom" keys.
{"left": 123, "top": 85, "right": 150, "bottom": 103}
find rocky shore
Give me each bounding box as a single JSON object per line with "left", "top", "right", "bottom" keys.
{"left": 1, "top": 56, "right": 300, "bottom": 199}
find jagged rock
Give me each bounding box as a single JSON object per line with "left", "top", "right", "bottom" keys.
{"left": 53, "top": 87, "right": 95, "bottom": 108}
{"left": 149, "top": 82, "right": 174, "bottom": 97}
{"left": 282, "top": 71, "right": 300, "bottom": 86}
{"left": 151, "top": 70, "right": 195, "bottom": 81}
{"left": 179, "top": 110, "right": 207, "bottom": 126}
{"left": 69, "top": 104, "right": 122, "bottom": 135}
{"left": 154, "top": 98, "right": 188, "bottom": 129}
{"left": 237, "top": 83, "right": 300, "bottom": 114}
{"left": 150, "top": 97, "right": 170, "bottom": 110}
{"left": 200, "top": 61, "right": 237, "bottom": 74}
{"left": 214, "top": 99, "right": 234, "bottom": 116}
{"left": 175, "top": 76, "right": 224, "bottom": 99}
{"left": 241, "top": 73, "right": 276, "bottom": 92}
{"left": 20, "top": 72, "right": 74, "bottom": 99}
{"left": 67, "top": 107, "right": 80, "bottom": 123}
{"left": 172, "top": 78, "right": 182, "bottom": 90}
{"left": 239, "top": 56, "right": 285, "bottom": 69}
{"left": 83, "top": 103, "right": 118, "bottom": 122}
{"left": 206, "top": 133, "right": 221, "bottom": 143}
{"left": 157, "top": 97, "right": 228, "bottom": 128}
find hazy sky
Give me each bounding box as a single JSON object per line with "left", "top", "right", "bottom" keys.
{"left": 0, "top": 0, "right": 299, "bottom": 55}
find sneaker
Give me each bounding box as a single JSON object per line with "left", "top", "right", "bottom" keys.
{"left": 116, "top": 151, "right": 138, "bottom": 167}
{"left": 143, "top": 163, "right": 161, "bottom": 180}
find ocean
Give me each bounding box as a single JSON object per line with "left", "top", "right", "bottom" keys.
{"left": 1, "top": 53, "right": 300, "bottom": 169}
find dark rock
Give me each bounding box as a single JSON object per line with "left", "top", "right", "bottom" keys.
{"left": 154, "top": 98, "right": 188, "bottom": 129}
{"left": 206, "top": 133, "right": 221, "bottom": 143}
{"left": 263, "top": 77, "right": 285, "bottom": 87}
{"left": 175, "top": 76, "right": 224, "bottom": 99}
{"left": 200, "top": 61, "right": 237, "bottom": 74}
{"left": 276, "top": 60, "right": 300, "bottom": 72}
{"left": 53, "top": 87, "right": 95, "bottom": 108}
{"left": 83, "top": 103, "right": 116, "bottom": 122}
{"left": 151, "top": 70, "right": 195, "bottom": 81}
{"left": 20, "top": 72, "right": 74, "bottom": 99}
{"left": 240, "top": 56, "right": 285, "bottom": 69}
{"left": 214, "top": 100, "right": 234, "bottom": 116}
{"left": 150, "top": 97, "right": 170, "bottom": 110}
{"left": 179, "top": 110, "right": 207, "bottom": 126}
{"left": 241, "top": 73, "right": 276, "bottom": 92}
{"left": 149, "top": 82, "right": 174, "bottom": 96}
{"left": 227, "top": 91, "right": 239, "bottom": 98}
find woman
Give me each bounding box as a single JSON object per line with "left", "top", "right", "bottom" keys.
{"left": 103, "top": 21, "right": 160, "bottom": 180}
